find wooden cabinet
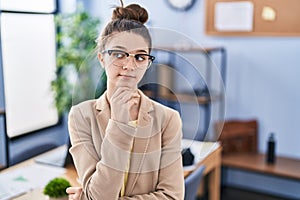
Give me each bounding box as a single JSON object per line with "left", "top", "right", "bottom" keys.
{"left": 215, "top": 119, "right": 258, "bottom": 154}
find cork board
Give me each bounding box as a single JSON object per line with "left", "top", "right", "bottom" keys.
{"left": 205, "top": 0, "right": 300, "bottom": 36}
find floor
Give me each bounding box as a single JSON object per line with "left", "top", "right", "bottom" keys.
{"left": 197, "top": 187, "right": 294, "bottom": 200}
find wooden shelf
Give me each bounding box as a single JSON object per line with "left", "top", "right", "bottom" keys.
{"left": 153, "top": 46, "right": 225, "bottom": 53}
{"left": 142, "top": 89, "right": 222, "bottom": 105}
{"left": 222, "top": 153, "right": 300, "bottom": 180}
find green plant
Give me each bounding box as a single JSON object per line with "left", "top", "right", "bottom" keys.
{"left": 51, "top": 6, "right": 103, "bottom": 116}
{"left": 43, "top": 177, "right": 71, "bottom": 198}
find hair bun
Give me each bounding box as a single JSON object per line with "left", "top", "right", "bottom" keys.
{"left": 112, "top": 4, "right": 148, "bottom": 24}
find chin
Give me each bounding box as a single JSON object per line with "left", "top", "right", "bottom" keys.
{"left": 116, "top": 81, "right": 137, "bottom": 89}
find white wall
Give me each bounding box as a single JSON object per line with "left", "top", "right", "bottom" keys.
{"left": 86, "top": 0, "right": 300, "bottom": 159}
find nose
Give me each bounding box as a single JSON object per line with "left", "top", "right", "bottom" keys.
{"left": 122, "top": 55, "right": 137, "bottom": 71}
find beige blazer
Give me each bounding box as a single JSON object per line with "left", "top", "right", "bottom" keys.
{"left": 68, "top": 90, "right": 184, "bottom": 200}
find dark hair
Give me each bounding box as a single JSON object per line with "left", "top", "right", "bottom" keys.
{"left": 97, "top": 2, "right": 152, "bottom": 52}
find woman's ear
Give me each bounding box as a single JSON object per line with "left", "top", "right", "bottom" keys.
{"left": 98, "top": 53, "right": 105, "bottom": 68}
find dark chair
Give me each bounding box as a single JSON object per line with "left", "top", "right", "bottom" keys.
{"left": 184, "top": 165, "right": 206, "bottom": 200}
{"left": 10, "top": 143, "right": 58, "bottom": 165}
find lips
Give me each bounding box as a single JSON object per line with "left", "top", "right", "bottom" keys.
{"left": 119, "top": 74, "right": 135, "bottom": 78}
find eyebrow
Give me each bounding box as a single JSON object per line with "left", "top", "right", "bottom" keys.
{"left": 111, "top": 46, "right": 148, "bottom": 54}
{"left": 111, "top": 45, "right": 126, "bottom": 50}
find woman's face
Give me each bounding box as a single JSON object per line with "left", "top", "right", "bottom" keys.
{"left": 99, "top": 32, "right": 151, "bottom": 89}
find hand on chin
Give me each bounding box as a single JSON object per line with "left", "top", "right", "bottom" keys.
{"left": 115, "top": 79, "right": 136, "bottom": 89}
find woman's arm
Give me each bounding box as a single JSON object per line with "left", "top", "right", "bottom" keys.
{"left": 119, "top": 110, "right": 185, "bottom": 200}
{"left": 68, "top": 105, "right": 136, "bottom": 200}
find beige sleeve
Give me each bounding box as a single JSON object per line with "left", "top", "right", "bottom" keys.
{"left": 68, "top": 106, "right": 136, "bottom": 200}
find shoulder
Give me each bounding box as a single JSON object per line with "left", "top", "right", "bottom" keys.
{"left": 70, "top": 99, "right": 97, "bottom": 111}
{"left": 69, "top": 99, "right": 98, "bottom": 118}
{"left": 152, "top": 100, "right": 179, "bottom": 116}
{"left": 148, "top": 97, "right": 181, "bottom": 128}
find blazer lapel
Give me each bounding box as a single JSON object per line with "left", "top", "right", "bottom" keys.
{"left": 127, "top": 90, "right": 154, "bottom": 194}
{"left": 95, "top": 92, "right": 111, "bottom": 138}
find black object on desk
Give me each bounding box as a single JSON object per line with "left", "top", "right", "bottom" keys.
{"left": 182, "top": 148, "right": 195, "bottom": 166}
{"left": 266, "top": 133, "right": 276, "bottom": 164}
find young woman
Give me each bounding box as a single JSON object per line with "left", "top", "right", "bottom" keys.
{"left": 67, "top": 1, "right": 184, "bottom": 199}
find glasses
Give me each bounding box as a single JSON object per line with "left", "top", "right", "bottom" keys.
{"left": 101, "top": 49, "right": 155, "bottom": 69}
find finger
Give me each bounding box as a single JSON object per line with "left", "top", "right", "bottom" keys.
{"left": 111, "top": 87, "right": 130, "bottom": 99}
{"left": 127, "top": 98, "right": 139, "bottom": 108}
{"left": 112, "top": 87, "right": 139, "bottom": 98}
{"left": 66, "top": 187, "right": 73, "bottom": 194}
{"left": 131, "top": 94, "right": 140, "bottom": 101}
{"left": 131, "top": 93, "right": 140, "bottom": 99}
{"left": 110, "top": 89, "right": 130, "bottom": 104}
{"left": 112, "top": 89, "right": 139, "bottom": 104}
{"left": 68, "top": 190, "right": 82, "bottom": 200}
{"left": 121, "top": 91, "right": 138, "bottom": 104}
{"left": 66, "top": 187, "right": 81, "bottom": 194}
{"left": 129, "top": 94, "right": 140, "bottom": 105}
{"left": 121, "top": 92, "right": 141, "bottom": 105}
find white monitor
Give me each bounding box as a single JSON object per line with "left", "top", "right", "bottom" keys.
{"left": 0, "top": 0, "right": 57, "bottom": 13}
{"left": 1, "top": 13, "right": 59, "bottom": 138}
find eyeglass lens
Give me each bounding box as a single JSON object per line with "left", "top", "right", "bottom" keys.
{"left": 105, "top": 50, "right": 154, "bottom": 69}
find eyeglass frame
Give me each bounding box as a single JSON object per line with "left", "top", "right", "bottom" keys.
{"left": 101, "top": 49, "right": 155, "bottom": 69}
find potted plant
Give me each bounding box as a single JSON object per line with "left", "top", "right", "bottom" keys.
{"left": 43, "top": 177, "right": 71, "bottom": 200}
{"left": 51, "top": 5, "right": 104, "bottom": 117}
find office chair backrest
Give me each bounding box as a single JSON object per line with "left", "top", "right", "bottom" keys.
{"left": 184, "top": 165, "right": 206, "bottom": 200}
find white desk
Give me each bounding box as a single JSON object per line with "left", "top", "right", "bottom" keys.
{"left": 1, "top": 140, "right": 221, "bottom": 200}
{"left": 182, "top": 139, "right": 222, "bottom": 200}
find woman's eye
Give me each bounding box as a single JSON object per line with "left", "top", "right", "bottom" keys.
{"left": 135, "top": 55, "right": 146, "bottom": 61}
{"left": 112, "top": 52, "right": 126, "bottom": 59}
